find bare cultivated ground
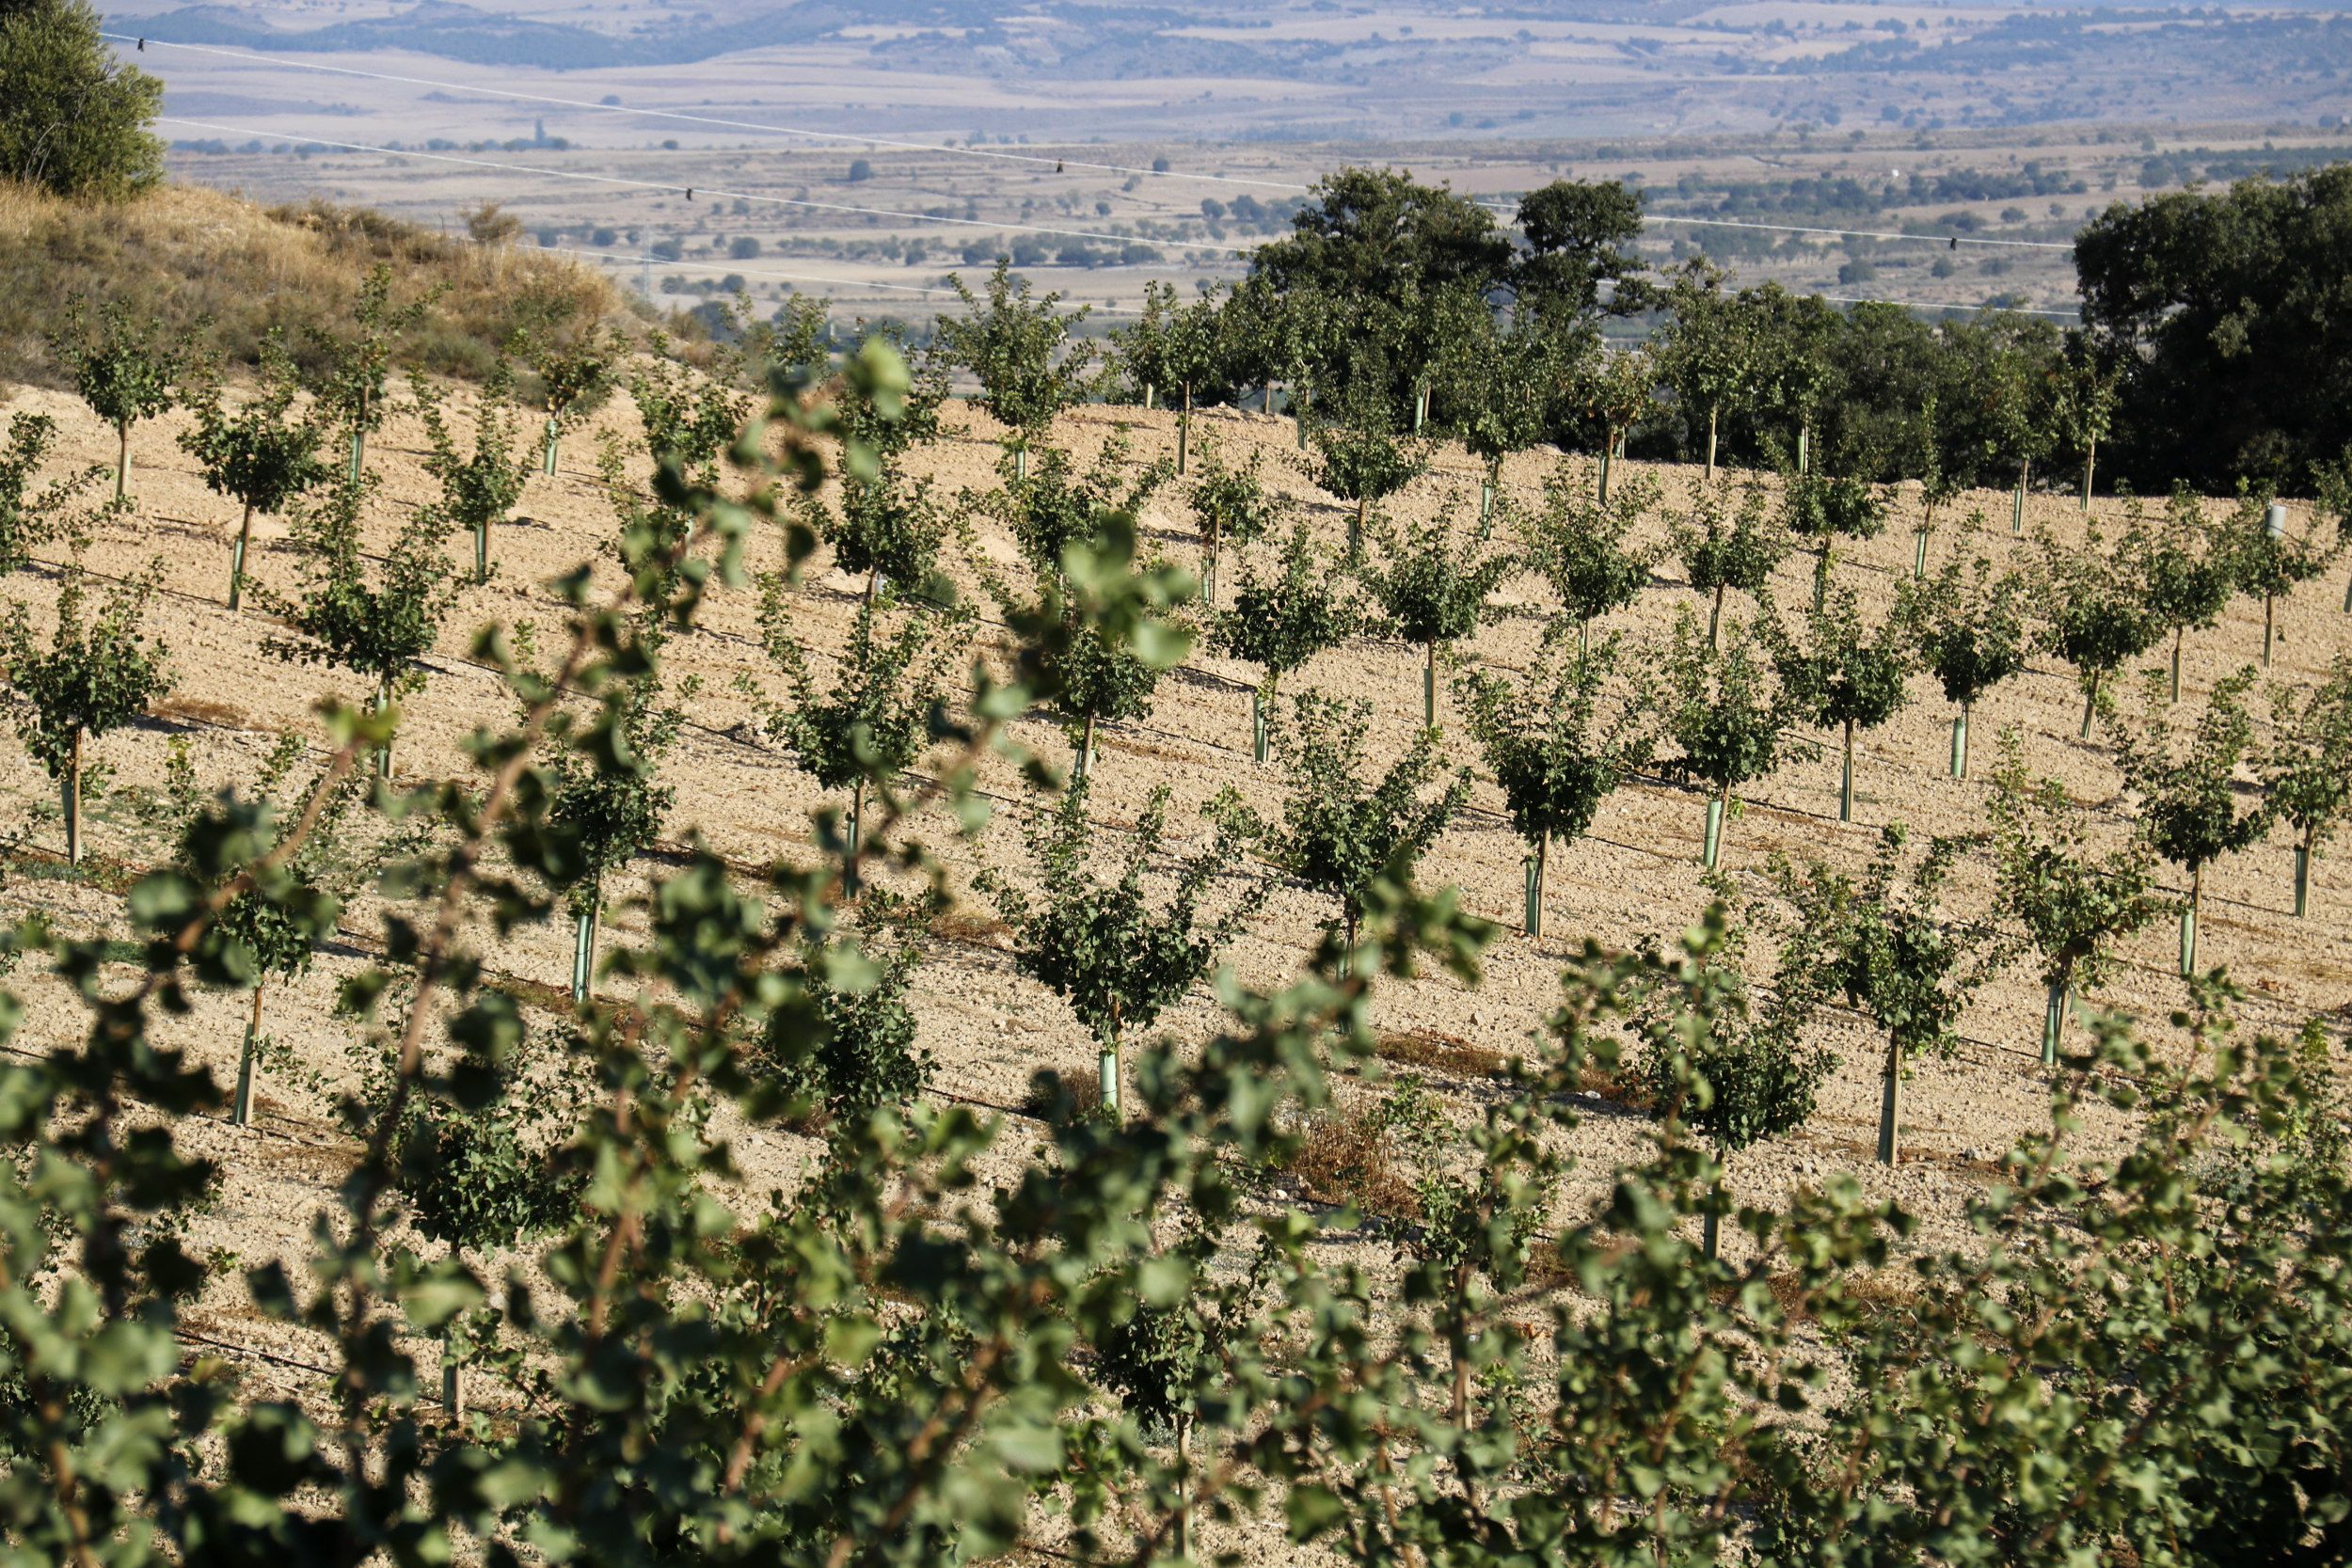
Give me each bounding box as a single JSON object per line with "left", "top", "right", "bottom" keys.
{"left": 1, "top": 372, "right": 2346, "bottom": 1447}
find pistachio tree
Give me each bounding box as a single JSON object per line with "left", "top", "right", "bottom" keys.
{"left": 749, "top": 593, "right": 961, "bottom": 894}
{"left": 47, "top": 295, "right": 183, "bottom": 499}
{"left": 1662, "top": 609, "right": 1815, "bottom": 868}
{"left": 1783, "top": 469, "right": 1889, "bottom": 610}
{"left": 628, "top": 333, "right": 751, "bottom": 483}
{"left": 1778, "top": 825, "right": 1987, "bottom": 1164}
{"left": 1627, "top": 903, "right": 1835, "bottom": 1258}
{"left": 1655, "top": 259, "right": 1756, "bottom": 487}
{"left": 179, "top": 328, "right": 330, "bottom": 610}
{"left": 1434, "top": 306, "right": 1559, "bottom": 531}
{"left": 937, "top": 259, "right": 1096, "bottom": 477}
{"left": 2112, "top": 665, "right": 2270, "bottom": 976}
{"left": 542, "top": 647, "right": 691, "bottom": 1001}
{"left": 2228, "top": 487, "right": 2331, "bottom": 668}
{"left": 413, "top": 360, "right": 533, "bottom": 584}
{"left": 1771, "top": 583, "right": 1916, "bottom": 824}
{"left": 980, "top": 777, "right": 1264, "bottom": 1117}
{"left": 1212, "top": 523, "right": 1356, "bottom": 763}
{"left": 1671, "top": 480, "right": 1787, "bottom": 648}
{"left": 2261, "top": 654, "right": 2352, "bottom": 917}
{"left": 1361, "top": 499, "right": 1511, "bottom": 726}
{"left": 1185, "top": 435, "right": 1279, "bottom": 605}
{"left": 800, "top": 460, "right": 950, "bottom": 605}
{"left": 0, "top": 551, "right": 170, "bottom": 865}
{"left": 1515, "top": 459, "right": 1661, "bottom": 651}
{"left": 520, "top": 322, "right": 618, "bottom": 474}
{"left": 0, "top": 412, "right": 100, "bottom": 574}
{"left": 1304, "top": 394, "right": 1429, "bottom": 561}
{"left": 1575, "top": 343, "right": 1655, "bottom": 504}
{"left": 971, "top": 432, "right": 1168, "bottom": 580}
{"left": 309, "top": 261, "right": 435, "bottom": 478}
{"left": 1908, "top": 546, "right": 2030, "bottom": 779}
{"left": 1457, "top": 635, "right": 1654, "bottom": 937}
{"left": 2028, "top": 517, "right": 2164, "bottom": 738}
{"left": 2129, "top": 490, "right": 2238, "bottom": 701}
{"left": 257, "top": 468, "right": 459, "bottom": 777}
{"left": 1263, "top": 689, "right": 1471, "bottom": 958}
{"left": 1989, "top": 730, "right": 2167, "bottom": 1061}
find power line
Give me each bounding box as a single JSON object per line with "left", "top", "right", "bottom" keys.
{"left": 156, "top": 117, "right": 1262, "bottom": 259}
{"left": 120, "top": 35, "right": 2080, "bottom": 255}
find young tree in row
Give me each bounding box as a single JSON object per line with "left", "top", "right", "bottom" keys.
{"left": 1628, "top": 903, "right": 1834, "bottom": 1259}
{"left": 157, "top": 735, "right": 354, "bottom": 1126}
{"left": 2131, "top": 492, "right": 2237, "bottom": 702}
{"left": 0, "top": 412, "right": 101, "bottom": 575}
{"left": 2261, "top": 655, "right": 2352, "bottom": 918}
{"left": 750, "top": 594, "right": 960, "bottom": 895}
{"left": 1305, "top": 396, "right": 1428, "bottom": 561}
{"left": 258, "top": 469, "right": 459, "bottom": 778}
{"left": 413, "top": 361, "right": 534, "bottom": 585}
{"left": 1361, "top": 500, "right": 1510, "bottom": 726}
{"left": 981, "top": 777, "right": 1264, "bottom": 1118}
{"left": 1909, "top": 548, "right": 2030, "bottom": 780}
{"left": 1672, "top": 481, "right": 1786, "bottom": 649}
{"left": 1654, "top": 259, "right": 1756, "bottom": 488}
{"left": 1186, "top": 436, "right": 1279, "bottom": 606}
{"left": 1457, "top": 635, "right": 1654, "bottom": 938}
{"left": 1771, "top": 585, "right": 1915, "bottom": 824}
{"left": 2231, "top": 490, "right": 2331, "bottom": 669}
{"left": 1003, "top": 513, "right": 1195, "bottom": 781}
{"left": 2112, "top": 665, "right": 2269, "bottom": 977}
{"left": 1263, "top": 689, "right": 1470, "bottom": 961}
{"left": 974, "top": 433, "right": 1168, "bottom": 580}
{"left": 2052, "top": 344, "right": 2120, "bottom": 513}
{"left": 1438, "top": 308, "right": 1557, "bottom": 533}
{"left": 46, "top": 296, "right": 183, "bottom": 500}
{"left": 1989, "top": 731, "right": 2166, "bottom": 1062}
{"left": 1212, "top": 523, "right": 1356, "bottom": 764}
{"left": 2029, "top": 519, "right": 2162, "bottom": 738}
{"left": 628, "top": 335, "right": 750, "bottom": 483}
{"left": 545, "top": 650, "right": 691, "bottom": 1002}
{"left": 1900, "top": 398, "right": 1963, "bottom": 580}
{"left": 939, "top": 259, "right": 1096, "bottom": 479}
{"left": 179, "top": 329, "right": 330, "bottom": 610}
{"left": 310, "top": 262, "right": 434, "bottom": 479}
{"left": 802, "top": 461, "right": 950, "bottom": 606}
{"left": 1780, "top": 825, "right": 1985, "bottom": 1165}
{"left": 826, "top": 316, "right": 950, "bottom": 466}
{"left": 1516, "top": 461, "right": 1660, "bottom": 652}
{"left": 1784, "top": 470, "right": 1888, "bottom": 610}
{"left": 1662, "top": 610, "right": 1815, "bottom": 869}
{"left": 1156, "top": 282, "right": 1223, "bottom": 475}
{"left": 758, "top": 903, "right": 934, "bottom": 1123}
{"left": 521, "top": 321, "right": 618, "bottom": 474}
{"left": 1, "top": 550, "right": 170, "bottom": 866}
{"left": 1578, "top": 344, "right": 1654, "bottom": 504}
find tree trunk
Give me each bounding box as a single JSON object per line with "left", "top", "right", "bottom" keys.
{"left": 1078, "top": 709, "right": 1097, "bottom": 780}
{"left": 1813, "top": 540, "right": 1831, "bottom": 610}
{"left": 233, "top": 981, "right": 263, "bottom": 1127}
{"left": 2169, "top": 626, "right": 2185, "bottom": 702}
{"left": 1703, "top": 783, "right": 1728, "bottom": 869}
{"left": 571, "top": 888, "right": 600, "bottom": 1004}
{"left": 64, "top": 728, "right": 82, "bottom": 866}
{"left": 1838, "top": 717, "right": 1855, "bottom": 823}
{"left": 1597, "top": 429, "right": 1613, "bottom": 505}
{"left": 1708, "top": 583, "right": 1725, "bottom": 650}
{"left": 1350, "top": 496, "right": 1366, "bottom": 562}
{"left": 2042, "top": 976, "right": 2068, "bottom": 1066}
{"left": 1295, "top": 388, "right": 1310, "bottom": 451}
{"left": 2296, "top": 828, "right": 2316, "bottom": 918}
{"left": 866, "top": 565, "right": 881, "bottom": 607}
{"left": 474, "top": 516, "right": 491, "bottom": 584}
{"left": 1705, "top": 404, "right": 1719, "bottom": 487}
{"left": 1702, "top": 1176, "right": 1724, "bottom": 1260}
{"left": 1951, "top": 703, "right": 1971, "bottom": 780}
{"left": 2011, "top": 458, "right": 2028, "bottom": 535}
{"left": 543, "top": 415, "right": 560, "bottom": 476}
{"left": 115, "top": 420, "right": 130, "bottom": 501}
{"left": 846, "top": 778, "right": 865, "bottom": 897}
{"left": 2079, "top": 668, "right": 2102, "bottom": 739}
{"left": 1528, "top": 832, "right": 1549, "bottom": 939}
{"left": 1099, "top": 1027, "right": 1120, "bottom": 1121}
{"left": 1013, "top": 444, "right": 1027, "bottom": 483}
{"left": 2081, "top": 438, "right": 2095, "bottom": 514}
{"left": 1251, "top": 684, "right": 1267, "bottom": 766}
{"left": 378, "top": 675, "right": 395, "bottom": 779}
{"left": 1176, "top": 381, "right": 1192, "bottom": 475}
{"left": 1450, "top": 1260, "right": 1471, "bottom": 1426}
{"left": 1422, "top": 641, "right": 1436, "bottom": 727}
{"left": 1174, "top": 1411, "right": 1192, "bottom": 1559}
{"left": 1876, "top": 1035, "right": 1901, "bottom": 1166}
{"left": 2181, "top": 863, "right": 2201, "bottom": 977}
{"left": 1143, "top": 383, "right": 1154, "bottom": 411}
{"left": 1913, "top": 526, "right": 1929, "bottom": 581}
{"left": 2264, "top": 591, "right": 2277, "bottom": 668}
{"left": 230, "top": 501, "right": 255, "bottom": 611}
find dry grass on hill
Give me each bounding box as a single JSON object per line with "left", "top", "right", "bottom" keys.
{"left": 0, "top": 182, "right": 631, "bottom": 386}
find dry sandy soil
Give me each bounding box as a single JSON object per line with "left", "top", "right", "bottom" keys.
{"left": 1, "top": 370, "right": 2346, "bottom": 1481}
